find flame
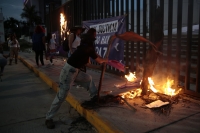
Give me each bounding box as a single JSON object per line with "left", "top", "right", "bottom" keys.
{"left": 125, "top": 72, "right": 136, "bottom": 82}
{"left": 140, "top": 79, "right": 142, "bottom": 85}
{"left": 162, "top": 78, "right": 182, "bottom": 96}
{"left": 121, "top": 89, "right": 142, "bottom": 99}
{"left": 60, "top": 13, "right": 67, "bottom": 40}
{"left": 148, "top": 77, "right": 182, "bottom": 96}
{"left": 148, "top": 77, "right": 158, "bottom": 93}
{"left": 162, "top": 79, "right": 175, "bottom": 96}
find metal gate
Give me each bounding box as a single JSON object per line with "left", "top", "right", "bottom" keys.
{"left": 45, "top": 0, "right": 200, "bottom": 97}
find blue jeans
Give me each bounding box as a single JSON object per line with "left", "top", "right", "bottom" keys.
{"left": 46, "top": 63, "right": 97, "bottom": 120}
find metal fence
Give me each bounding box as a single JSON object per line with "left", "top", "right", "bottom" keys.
{"left": 45, "top": 0, "right": 200, "bottom": 97}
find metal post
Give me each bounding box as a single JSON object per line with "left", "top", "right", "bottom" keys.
{"left": 121, "top": 0, "right": 124, "bottom": 15}
{"left": 112, "top": 0, "right": 115, "bottom": 17}
{"left": 116, "top": 0, "right": 119, "bottom": 16}
{"left": 143, "top": 0, "right": 147, "bottom": 60}
{"left": 196, "top": 2, "right": 200, "bottom": 93}
{"left": 108, "top": 0, "right": 111, "bottom": 17}
{"left": 91, "top": 0, "right": 94, "bottom": 20}
{"left": 137, "top": 0, "right": 140, "bottom": 65}
{"left": 100, "top": 0, "right": 103, "bottom": 19}
{"left": 94, "top": 0, "right": 97, "bottom": 19}
{"left": 167, "top": 0, "right": 173, "bottom": 74}
{"left": 185, "top": 0, "right": 193, "bottom": 91}
{"left": 125, "top": 0, "right": 129, "bottom": 73}
{"left": 130, "top": 0, "right": 135, "bottom": 71}
{"left": 176, "top": 0, "right": 182, "bottom": 87}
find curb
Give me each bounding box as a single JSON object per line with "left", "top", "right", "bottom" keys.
{"left": 19, "top": 56, "right": 123, "bottom": 133}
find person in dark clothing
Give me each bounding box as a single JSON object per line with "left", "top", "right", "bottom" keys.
{"left": 32, "top": 25, "right": 46, "bottom": 67}
{"left": 45, "top": 28, "right": 107, "bottom": 129}
{"left": 0, "top": 53, "right": 7, "bottom": 76}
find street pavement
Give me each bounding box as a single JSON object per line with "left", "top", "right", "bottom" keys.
{"left": 0, "top": 59, "right": 96, "bottom": 133}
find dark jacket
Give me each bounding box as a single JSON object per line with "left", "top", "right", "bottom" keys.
{"left": 80, "top": 33, "right": 96, "bottom": 46}
{"left": 32, "top": 33, "right": 45, "bottom": 51}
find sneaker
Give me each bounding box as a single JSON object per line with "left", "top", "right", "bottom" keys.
{"left": 50, "top": 63, "right": 54, "bottom": 65}
{"left": 45, "top": 119, "right": 55, "bottom": 129}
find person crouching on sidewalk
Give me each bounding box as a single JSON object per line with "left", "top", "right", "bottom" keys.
{"left": 8, "top": 34, "right": 20, "bottom": 65}
{"left": 45, "top": 28, "right": 108, "bottom": 129}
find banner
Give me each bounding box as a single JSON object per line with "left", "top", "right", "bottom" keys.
{"left": 83, "top": 15, "right": 126, "bottom": 64}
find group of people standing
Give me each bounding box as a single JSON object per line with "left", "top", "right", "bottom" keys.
{"left": 31, "top": 25, "right": 84, "bottom": 67}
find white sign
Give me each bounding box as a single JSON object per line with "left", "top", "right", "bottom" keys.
{"left": 90, "top": 20, "right": 118, "bottom": 34}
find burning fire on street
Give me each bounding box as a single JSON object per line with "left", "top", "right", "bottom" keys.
{"left": 148, "top": 77, "right": 182, "bottom": 97}
{"left": 82, "top": 71, "right": 194, "bottom": 116}
{"left": 119, "top": 72, "right": 182, "bottom": 100}
{"left": 116, "top": 71, "right": 183, "bottom": 114}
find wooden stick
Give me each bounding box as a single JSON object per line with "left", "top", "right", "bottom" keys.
{"left": 97, "top": 35, "right": 116, "bottom": 101}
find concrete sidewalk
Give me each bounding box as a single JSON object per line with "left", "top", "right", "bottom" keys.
{"left": 0, "top": 58, "right": 96, "bottom": 133}
{"left": 19, "top": 52, "right": 200, "bottom": 133}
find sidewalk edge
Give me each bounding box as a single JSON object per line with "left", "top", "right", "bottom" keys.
{"left": 19, "top": 56, "right": 123, "bottom": 133}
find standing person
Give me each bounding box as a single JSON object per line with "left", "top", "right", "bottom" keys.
{"left": 0, "top": 40, "right": 8, "bottom": 76}
{"left": 47, "top": 33, "right": 57, "bottom": 65}
{"left": 32, "top": 25, "right": 46, "bottom": 67}
{"left": 45, "top": 28, "right": 107, "bottom": 129}
{"left": 8, "top": 34, "right": 20, "bottom": 65}
{"left": 68, "top": 26, "right": 85, "bottom": 57}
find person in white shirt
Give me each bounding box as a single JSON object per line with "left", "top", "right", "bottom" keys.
{"left": 47, "top": 33, "right": 57, "bottom": 65}
{"left": 68, "top": 26, "right": 85, "bottom": 57}
{"left": 8, "top": 34, "right": 20, "bottom": 65}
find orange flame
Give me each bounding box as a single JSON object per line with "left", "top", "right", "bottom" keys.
{"left": 121, "top": 89, "right": 142, "bottom": 99}
{"left": 148, "top": 77, "right": 182, "bottom": 96}
{"left": 125, "top": 72, "right": 136, "bottom": 82}
{"left": 162, "top": 78, "right": 182, "bottom": 96}
{"left": 60, "top": 13, "right": 67, "bottom": 40}
{"left": 148, "top": 77, "right": 158, "bottom": 93}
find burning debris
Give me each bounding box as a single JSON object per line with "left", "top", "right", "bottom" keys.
{"left": 120, "top": 89, "right": 142, "bottom": 99}
{"left": 81, "top": 69, "right": 188, "bottom": 116}
{"left": 148, "top": 77, "right": 182, "bottom": 97}
{"left": 114, "top": 72, "right": 141, "bottom": 89}
{"left": 83, "top": 70, "right": 184, "bottom": 115}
